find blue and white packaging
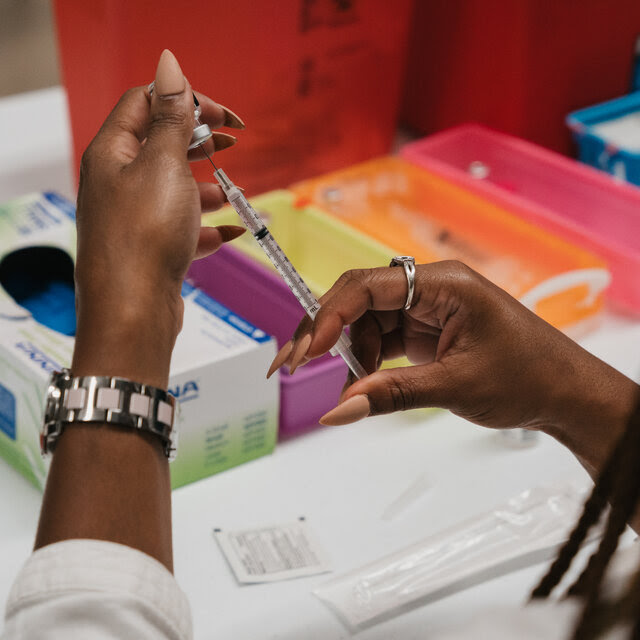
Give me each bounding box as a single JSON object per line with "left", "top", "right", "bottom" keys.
{"left": 0, "top": 192, "right": 279, "bottom": 489}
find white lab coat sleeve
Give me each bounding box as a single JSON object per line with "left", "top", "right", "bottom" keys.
{"left": 2, "top": 539, "right": 192, "bottom": 640}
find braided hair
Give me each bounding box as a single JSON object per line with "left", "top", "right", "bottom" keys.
{"left": 531, "top": 392, "right": 640, "bottom": 639}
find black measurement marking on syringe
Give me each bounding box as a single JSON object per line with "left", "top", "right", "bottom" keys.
{"left": 253, "top": 230, "right": 316, "bottom": 301}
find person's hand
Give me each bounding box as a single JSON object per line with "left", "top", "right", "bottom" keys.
{"left": 36, "top": 50, "right": 248, "bottom": 564}
{"left": 271, "top": 261, "right": 638, "bottom": 475}
{"left": 72, "top": 49, "right": 245, "bottom": 388}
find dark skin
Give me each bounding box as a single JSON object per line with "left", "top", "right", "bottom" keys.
{"left": 276, "top": 262, "right": 640, "bottom": 531}
{"left": 34, "top": 49, "right": 640, "bottom": 575}
{"left": 34, "top": 50, "right": 245, "bottom": 571}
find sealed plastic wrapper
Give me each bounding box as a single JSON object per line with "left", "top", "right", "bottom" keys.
{"left": 314, "top": 484, "right": 593, "bottom": 631}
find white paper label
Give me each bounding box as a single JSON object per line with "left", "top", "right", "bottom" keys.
{"left": 214, "top": 519, "right": 331, "bottom": 583}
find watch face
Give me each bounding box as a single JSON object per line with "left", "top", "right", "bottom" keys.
{"left": 41, "top": 370, "right": 70, "bottom": 454}
{"left": 44, "top": 373, "right": 64, "bottom": 424}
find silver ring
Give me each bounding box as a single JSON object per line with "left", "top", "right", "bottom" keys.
{"left": 389, "top": 256, "right": 416, "bottom": 310}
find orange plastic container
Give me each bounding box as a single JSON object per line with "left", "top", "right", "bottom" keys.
{"left": 53, "top": 0, "right": 413, "bottom": 195}
{"left": 292, "top": 157, "right": 609, "bottom": 331}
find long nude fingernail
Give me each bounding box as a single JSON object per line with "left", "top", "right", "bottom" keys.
{"left": 217, "top": 225, "right": 246, "bottom": 242}
{"left": 154, "top": 49, "right": 185, "bottom": 97}
{"left": 267, "top": 340, "right": 294, "bottom": 379}
{"left": 219, "top": 104, "right": 246, "bottom": 129}
{"left": 212, "top": 132, "right": 237, "bottom": 152}
{"left": 289, "top": 334, "right": 312, "bottom": 375}
{"left": 319, "top": 394, "right": 370, "bottom": 426}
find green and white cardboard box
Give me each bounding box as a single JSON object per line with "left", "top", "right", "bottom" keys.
{"left": 0, "top": 192, "right": 279, "bottom": 490}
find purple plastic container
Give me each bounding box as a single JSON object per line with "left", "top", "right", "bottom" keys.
{"left": 187, "top": 245, "right": 347, "bottom": 438}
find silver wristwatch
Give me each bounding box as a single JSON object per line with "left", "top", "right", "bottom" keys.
{"left": 41, "top": 368, "right": 177, "bottom": 460}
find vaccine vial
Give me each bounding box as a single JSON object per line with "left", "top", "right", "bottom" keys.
{"left": 189, "top": 94, "right": 213, "bottom": 149}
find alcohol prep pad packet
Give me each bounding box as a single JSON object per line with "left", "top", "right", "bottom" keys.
{"left": 214, "top": 519, "right": 331, "bottom": 584}
{"left": 314, "top": 483, "right": 593, "bottom": 631}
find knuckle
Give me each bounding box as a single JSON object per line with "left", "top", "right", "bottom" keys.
{"left": 336, "top": 268, "right": 368, "bottom": 288}
{"left": 443, "top": 259, "right": 473, "bottom": 277}
{"left": 150, "top": 108, "right": 189, "bottom": 130}
{"left": 106, "top": 116, "right": 133, "bottom": 135}
{"left": 122, "top": 86, "right": 140, "bottom": 101}
{"left": 441, "top": 260, "right": 481, "bottom": 289}
{"left": 332, "top": 268, "right": 375, "bottom": 307}
{"left": 79, "top": 146, "right": 96, "bottom": 173}
{"left": 116, "top": 87, "right": 140, "bottom": 106}
{"left": 385, "top": 375, "right": 417, "bottom": 413}
{"left": 79, "top": 142, "right": 107, "bottom": 176}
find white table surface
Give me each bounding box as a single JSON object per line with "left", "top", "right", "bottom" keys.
{"left": 0, "top": 87, "right": 639, "bottom": 639}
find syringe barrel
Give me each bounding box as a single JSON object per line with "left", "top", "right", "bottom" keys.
{"left": 213, "top": 167, "right": 366, "bottom": 379}
{"left": 255, "top": 232, "right": 320, "bottom": 316}
{"left": 213, "top": 168, "right": 262, "bottom": 233}
{"left": 227, "top": 194, "right": 264, "bottom": 235}
{"left": 215, "top": 169, "right": 319, "bottom": 315}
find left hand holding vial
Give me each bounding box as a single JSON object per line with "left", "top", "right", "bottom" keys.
{"left": 72, "top": 50, "right": 245, "bottom": 388}
{"left": 34, "top": 50, "right": 246, "bottom": 566}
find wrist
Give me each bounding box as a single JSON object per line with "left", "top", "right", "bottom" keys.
{"left": 544, "top": 357, "right": 639, "bottom": 477}
{"left": 73, "top": 288, "right": 182, "bottom": 389}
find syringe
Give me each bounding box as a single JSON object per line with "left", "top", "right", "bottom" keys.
{"left": 203, "top": 156, "right": 366, "bottom": 379}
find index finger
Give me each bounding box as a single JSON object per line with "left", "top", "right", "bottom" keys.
{"left": 306, "top": 266, "right": 411, "bottom": 358}
{"left": 193, "top": 90, "right": 230, "bottom": 130}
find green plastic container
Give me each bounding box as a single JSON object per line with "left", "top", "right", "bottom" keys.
{"left": 202, "top": 190, "right": 395, "bottom": 296}
{"left": 202, "top": 188, "right": 434, "bottom": 416}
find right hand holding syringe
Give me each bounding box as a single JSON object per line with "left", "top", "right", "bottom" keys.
{"left": 213, "top": 167, "right": 367, "bottom": 380}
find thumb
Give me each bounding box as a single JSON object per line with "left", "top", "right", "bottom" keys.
{"left": 144, "top": 49, "right": 193, "bottom": 158}
{"left": 319, "top": 362, "right": 454, "bottom": 426}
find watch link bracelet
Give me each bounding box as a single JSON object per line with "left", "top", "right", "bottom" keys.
{"left": 41, "top": 368, "right": 177, "bottom": 460}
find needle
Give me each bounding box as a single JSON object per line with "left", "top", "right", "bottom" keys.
{"left": 209, "top": 165, "right": 367, "bottom": 379}
{"left": 200, "top": 144, "right": 218, "bottom": 171}
{"left": 201, "top": 144, "right": 244, "bottom": 193}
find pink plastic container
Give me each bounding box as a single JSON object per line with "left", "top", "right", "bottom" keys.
{"left": 401, "top": 124, "right": 640, "bottom": 313}
{"left": 187, "top": 245, "right": 346, "bottom": 438}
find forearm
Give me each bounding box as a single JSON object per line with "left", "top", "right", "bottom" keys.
{"left": 34, "top": 294, "right": 179, "bottom": 571}
{"left": 34, "top": 424, "right": 173, "bottom": 570}
{"left": 31, "top": 49, "right": 237, "bottom": 574}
